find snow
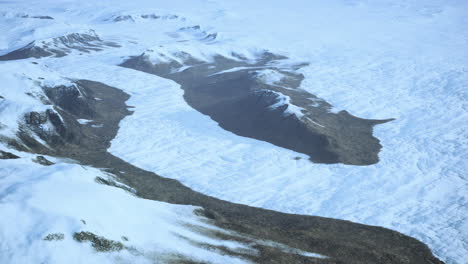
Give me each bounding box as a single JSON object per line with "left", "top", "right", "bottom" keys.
{"left": 77, "top": 119, "right": 92, "bottom": 125}
{"left": 256, "top": 69, "right": 285, "bottom": 86}
{"left": 305, "top": 117, "right": 326, "bottom": 128}
{"left": 0, "top": 148, "right": 257, "bottom": 264}
{"left": 210, "top": 66, "right": 266, "bottom": 76}
{"left": 0, "top": 0, "right": 467, "bottom": 263}
{"left": 0, "top": 146, "right": 328, "bottom": 263}
{"left": 0, "top": 62, "right": 67, "bottom": 139}
{"left": 268, "top": 90, "right": 305, "bottom": 118}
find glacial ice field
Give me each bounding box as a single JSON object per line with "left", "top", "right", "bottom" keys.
{"left": 0, "top": 0, "right": 467, "bottom": 263}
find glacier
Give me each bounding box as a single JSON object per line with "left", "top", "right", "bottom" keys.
{"left": 0, "top": 0, "right": 466, "bottom": 263}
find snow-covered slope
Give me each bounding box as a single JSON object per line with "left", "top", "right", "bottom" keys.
{"left": 0, "top": 0, "right": 466, "bottom": 263}
{"left": 0, "top": 148, "right": 263, "bottom": 264}
{"left": 1, "top": 59, "right": 336, "bottom": 264}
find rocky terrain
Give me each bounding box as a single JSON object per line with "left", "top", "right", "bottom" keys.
{"left": 0, "top": 0, "right": 466, "bottom": 263}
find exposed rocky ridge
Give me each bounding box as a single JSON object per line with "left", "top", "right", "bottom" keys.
{"left": 11, "top": 80, "right": 131, "bottom": 155}
{"left": 0, "top": 31, "right": 120, "bottom": 61}
{"left": 4, "top": 78, "right": 442, "bottom": 264}
{"left": 0, "top": 150, "right": 20, "bottom": 159}
{"left": 0, "top": 12, "right": 53, "bottom": 19}
{"left": 32, "top": 155, "right": 54, "bottom": 165}
{"left": 120, "top": 51, "right": 393, "bottom": 165}
{"left": 19, "top": 14, "right": 54, "bottom": 20}
{"left": 107, "top": 13, "right": 183, "bottom": 23}
{"left": 172, "top": 25, "right": 218, "bottom": 42}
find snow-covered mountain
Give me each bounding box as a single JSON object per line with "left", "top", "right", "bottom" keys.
{"left": 0, "top": 150, "right": 268, "bottom": 264}
{"left": 1, "top": 0, "right": 466, "bottom": 263}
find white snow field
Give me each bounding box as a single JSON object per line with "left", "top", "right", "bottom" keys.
{"left": 0, "top": 148, "right": 259, "bottom": 264}
{"left": 0, "top": 0, "right": 467, "bottom": 263}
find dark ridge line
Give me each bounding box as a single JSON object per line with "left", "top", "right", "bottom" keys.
{"left": 0, "top": 33, "right": 120, "bottom": 61}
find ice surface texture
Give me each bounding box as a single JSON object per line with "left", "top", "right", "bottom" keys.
{"left": 0, "top": 0, "right": 466, "bottom": 263}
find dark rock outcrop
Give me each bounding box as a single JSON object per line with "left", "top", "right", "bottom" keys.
{"left": 0, "top": 31, "right": 120, "bottom": 61}
{"left": 0, "top": 150, "right": 20, "bottom": 159}
{"left": 33, "top": 155, "right": 54, "bottom": 166}
{"left": 120, "top": 52, "right": 393, "bottom": 165}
